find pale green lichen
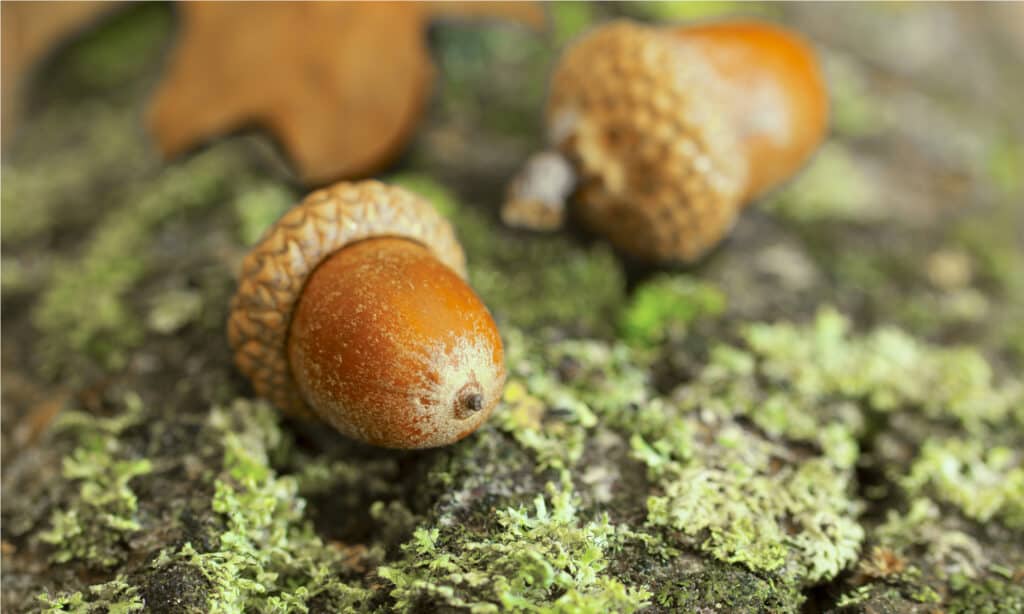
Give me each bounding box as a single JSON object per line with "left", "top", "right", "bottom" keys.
{"left": 902, "top": 439, "right": 1024, "bottom": 530}
{"left": 637, "top": 423, "right": 863, "bottom": 582}
{"left": 38, "top": 394, "right": 152, "bottom": 568}
{"left": 378, "top": 478, "right": 651, "bottom": 613}
{"left": 154, "top": 400, "right": 372, "bottom": 613}
{"left": 35, "top": 579, "right": 144, "bottom": 614}
{"left": 735, "top": 308, "right": 1023, "bottom": 433}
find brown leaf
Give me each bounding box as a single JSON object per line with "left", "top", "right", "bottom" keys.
{"left": 147, "top": 1, "right": 544, "bottom": 186}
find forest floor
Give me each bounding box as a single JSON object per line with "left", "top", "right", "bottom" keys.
{"left": 2, "top": 3, "right": 1023, "bottom": 612}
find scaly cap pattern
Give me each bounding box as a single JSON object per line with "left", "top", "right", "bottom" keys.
{"left": 547, "top": 21, "right": 748, "bottom": 263}
{"left": 227, "top": 180, "right": 466, "bottom": 416}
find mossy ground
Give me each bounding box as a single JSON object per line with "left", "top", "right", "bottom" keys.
{"left": 2, "top": 3, "right": 1023, "bottom": 613}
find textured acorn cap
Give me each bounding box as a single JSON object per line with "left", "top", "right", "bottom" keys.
{"left": 227, "top": 180, "right": 466, "bottom": 417}
{"left": 547, "top": 20, "right": 749, "bottom": 263}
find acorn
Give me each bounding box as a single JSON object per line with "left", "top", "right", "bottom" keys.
{"left": 228, "top": 181, "right": 506, "bottom": 449}
{"left": 502, "top": 19, "right": 829, "bottom": 263}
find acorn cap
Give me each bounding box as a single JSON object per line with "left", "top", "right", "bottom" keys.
{"left": 546, "top": 20, "right": 749, "bottom": 264}
{"left": 227, "top": 180, "right": 466, "bottom": 416}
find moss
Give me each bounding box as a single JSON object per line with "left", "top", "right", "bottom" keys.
{"left": 947, "top": 574, "right": 1024, "bottom": 614}
{"left": 54, "top": 3, "right": 173, "bottom": 92}
{"left": 154, "top": 400, "right": 372, "bottom": 613}
{"left": 35, "top": 579, "right": 144, "bottom": 614}
{"left": 549, "top": 1, "right": 596, "bottom": 45}
{"left": 32, "top": 150, "right": 234, "bottom": 375}
{"left": 986, "top": 133, "right": 1024, "bottom": 197}
{"left": 1, "top": 105, "right": 148, "bottom": 245}
{"left": 825, "top": 52, "right": 887, "bottom": 138}
{"left": 618, "top": 273, "right": 726, "bottom": 346}
{"left": 389, "top": 172, "right": 461, "bottom": 219}
{"left": 625, "top": 1, "right": 778, "bottom": 22}
{"left": 764, "top": 143, "right": 882, "bottom": 224}
{"left": 656, "top": 561, "right": 805, "bottom": 612}
{"left": 146, "top": 288, "right": 204, "bottom": 335}
{"left": 901, "top": 439, "right": 1024, "bottom": 530}
{"left": 377, "top": 478, "right": 651, "bottom": 613}
{"left": 231, "top": 183, "right": 297, "bottom": 246}
{"left": 37, "top": 394, "right": 152, "bottom": 568}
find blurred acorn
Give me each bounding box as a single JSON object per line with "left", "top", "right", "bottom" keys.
{"left": 503, "top": 19, "right": 829, "bottom": 264}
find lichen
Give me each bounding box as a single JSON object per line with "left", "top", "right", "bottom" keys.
{"left": 35, "top": 579, "right": 144, "bottom": 614}
{"left": 153, "top": 400, "right": 372, "bottom": 613}
{"left": 377, "top": 477, "right": 651, "bottom": 613}
{"left": 37, "top": 393, "right": 152, "bottom": 568}
{"left": 902, "top": 439, "right": 1024, "bottom": 530}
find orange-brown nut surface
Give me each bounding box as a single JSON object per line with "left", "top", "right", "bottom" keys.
{"left": 544, "top": 19, "right": 828, "bottom": 263}
{"left": 287, "top": 238, "right": 506, "bottom": 449}
{"left": 671, "top": 21, "right": 829, "bottom": 201}
{"left": 227, "top": 180, "right": 467, "bottom": 421}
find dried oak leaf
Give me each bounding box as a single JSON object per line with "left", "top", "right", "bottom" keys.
{"left": 147, "top": 1, "right": 544, "bottom": 185}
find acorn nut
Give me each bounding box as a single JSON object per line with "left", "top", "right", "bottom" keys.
{"left": 503, "top": 19, "right": 829, "bottom": 263}
{"left": 228, "top": 180, "right": 506, "bottom": 449}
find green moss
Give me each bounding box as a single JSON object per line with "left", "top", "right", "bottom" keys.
{"left": 35, "top": 579, "right": 144, "bottom": 614}
{"left": 1, "top": 106, "right": 147, "bottom": 245}
{"left": 986, "top": 133, "right": 1024, "bottom": 196}
{"left": 618, "top": 274, "right": 726, "bottom": 346}
{"left": 656, "top": 561, "right": 804, "bottom": 612}
{"left": 764, "top": 143, "right": 882, "bottom": 223}
{"left": 146, "top": 288, "right": 204, "bottom": 335}
{"left": 56, "top": 3, "right": 173, "bottom": 91}
{"left": 825, "top": 52, "right": 887, "bottom": 138}
{"left": 625, "top": 1, "right": 777, "bottom": 22}
{"left": 549, "top": 1, "right": 596, "bottom": 45}
{"left": 378, "top": 478, "right": 651, "bottom": 613}
{"left": 32, "top": 150, "right": 233, "bottom": 375}
{"left": 389, "top": 172, "right": 461, "bottom": 219}
{"left": 231, "top": 183, "right": 296, "bottom": 246}
{"left": 947, "top": 574, "right": 1024, "bottom": 614}
{"left": 902, "top": 439, "right": 1024, "bottom": 530}
{"left": 38, "top": 394, "right": 152, "bottom": 568}
{"left": 155, "top": 400, "right": 372, "bottom": 613}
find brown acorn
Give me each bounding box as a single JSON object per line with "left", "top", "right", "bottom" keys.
{"left": 502, "top": 19, "right": 829, "bottom": 263}
{"left": 228, "top": 181, "right": 505, "bottom": 449}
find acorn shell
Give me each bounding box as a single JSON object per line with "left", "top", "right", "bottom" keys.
{"left": 547, "top": 20, "right": 748, "bottom": 263}
{"left": 669, "top": 21, "right": 829, "bottom": 202}
{"left": 227, "top": 180, "right": 466, "bottom": 417}
{"left": 286, "top": 237, "right": 505, "bottom": 448}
